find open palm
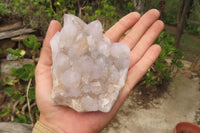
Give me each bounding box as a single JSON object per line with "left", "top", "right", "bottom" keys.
{"left": 35, "top": 9, "right": 164, "bottom": 133}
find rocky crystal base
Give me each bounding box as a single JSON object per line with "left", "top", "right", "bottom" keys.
{"left": 50, "top": 14, "right": 130, "bottom": 112}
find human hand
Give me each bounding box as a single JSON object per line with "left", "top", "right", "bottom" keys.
{"left": 35, "top": 9, "right": 164, "bottom": 133}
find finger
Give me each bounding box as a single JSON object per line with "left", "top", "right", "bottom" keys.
{"left": 129, "top": 20, "right": 164, "bottom": 67}
{"left": 38, "top": 20, "right": 62, "bottom": 66}
{"left": 120, "top": 9, "right": 160, "bottom": 49}
{"left": 35, "top": 64, "right": 53, "bottom": 101}
{"left": 104, "top": 12, "right": 140, "bottom": 42}
{"left": 35, "top": 20, "right": 62, "bottom": 106}
{"left": 114, "top": 45, "right": 161, "bottom": 110}
{"left": 127, "top": 45, "right": 161, "bottom": 92}
{"left": 43, "top": 20, "right": 62, "bottom": 48}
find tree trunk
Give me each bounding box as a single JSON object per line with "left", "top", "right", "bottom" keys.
{"left": 132, "top": 0, "right": 145, "bottom": 14}
{"left": 51, "top": 0, "right": 56, "bottom": 12}
{"left": 177, "top": 0, "right": 184, "bottom": 24}
{"left": 158, "top": 0, "right": 165, "bottom": 20}
{"left": 174, "top": 0, "right": 193, "bottom": 48}
{"left": 143, "top": 0, "right": 152, "bottom": 12}
{"left": 77, "top": 0, "right": 82, "bottom": 17}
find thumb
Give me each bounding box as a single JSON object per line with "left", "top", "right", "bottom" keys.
{"left": 38, "top": 20, "right": 62, "bottom": 67}
{"left": 35, "top": 20, "right": 62, "bottom": 106}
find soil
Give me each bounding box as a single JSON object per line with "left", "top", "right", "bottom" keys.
{"left": 101, "top": 61, "right": 200, "bottom": 133}
{"left": 0, "top": 15, "right": 21, "bottom": 26}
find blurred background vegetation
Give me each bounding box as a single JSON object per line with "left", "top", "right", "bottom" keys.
{"left": 0, "top": 0, "right": 199, "bottom": 125}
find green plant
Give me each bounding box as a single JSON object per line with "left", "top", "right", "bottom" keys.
{"left": 10, "top": 64, "right": 35, "bottom": 81}
{"left": 164, "top": 13, "right": 177, "bottom": 25}
{"left": 164, "top": 0, "right": 179, "bottom": 25}
{"left": 6, "top": 48, "right": 26, "bottom": 60}
{"left": 83, "top": 0, "right": 120, "bottom": 29}
{"left": 0, "top": 2, "right": 11, "bottom": 16}
{"left": 4, "top": 87, "right": 15, "bottom": 96}
{"left": 127, "top": 2, "right": 134, "bottom": 12}
{"left": 4, "top": 77, "right": 18, "bottom": 86}
{"left": 0, "top": 104, "right": 11, "bottom": 117}
{"left": 0, "top": 0, "right": 56, "bottom": 33}
{"left": 0, "top": 0, "right": 123, "bottom": 34}
{"left": 23, "top": 35, "right": 41, "bottom": 52}
{"left": 186, "top": 22, "right": 200, "bottom": 35}
{"left": 144, "top": 30, "right": 184, "bottom": 86}
{"left": 1, "top": 35, "right": 40, "bottom": 125}
{"left": 197, "top": 27, "right": 200, "bottom": 33}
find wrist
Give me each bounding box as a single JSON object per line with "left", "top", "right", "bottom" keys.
{"left": 38, "top": 115, "right": 64, "bottom": 133}
{"left": 33, "top": 120, "right": 57, "bottom": 133}
{"left": 38, "top": 115, "right": 98, "bottom": 133}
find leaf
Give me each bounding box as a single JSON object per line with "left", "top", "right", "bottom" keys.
{"left": 162, "top": 69, "right": 170, "bottom": 79}
{"left": 20, "top": 64, "right": 35, "bottom": 81}
{"left": 6, "top": 48, "right": 26, "bottom": 59}
{"left": 22, "top": 8, "right": 29, "bottom": 15}
{"left": 25, "top": 86, "right": 35, "bottom": 102}
{"left": 32, "top": 107, "right": 39, "bottom": 114}
{"left": 151, "top": 80, "right": 157, "bottom": 85}
{"left": 11, "top": 67, "right": 25, "bottom": 78}
{"left": 10, "top": 68, "right": 18, "bottom": 77}
{"left": 13, "top": 92, "right": 22, "bottom": 100}
{"left": 20, "top": 96, "right": 26, "bottom": 105}
{"left": 25, "top": 113, "right": 31, "bottom": 124}
{"left": 34, "top": 10, "right": 40, "bottom": 16}
{"left": 23, "top": 35, "right": 41, "bottom": 52}
{"left": 197, "top": 27, "right": 200, "bottom": 33}
{"left": 127, "top": 2, "right": 133, "bottom": 11}
{"left": 5, "top": 77, "right": 17, "bottom": 86}
{"left": 0, "top": 108, "right": 9, "bottom": 117}
{"left": 155, "top": 62, "right": 165, "bottom": 71}
{"left": 4, "top": 87, "right": 15, "bottom": 96}
{"left": 175, "top": 49, "right": 184, "bottom": 59}
{"left": 10, "top": 64, "right": 36, "bottom": 81}
{"left": 13, "top": 114, "right": 27, "bottom": 123}
{"left": 85, "top": 6, "right": 91, "bottom": 13}
{"left": 6, "top": 48, "right": 14, "bottom": 54}
{"left": 95, "top": 10, "right": 101, "bottom": 16}
{"left": 171, "top": 58, "right": 177, "bottom": 64}
{"left": 176, "top": 61, "right": 184, "bottom": 68}
{"left": 29, "top": 87, "right": 36, "bottom": 102}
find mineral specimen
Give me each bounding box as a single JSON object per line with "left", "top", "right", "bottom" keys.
{"left": 50, "top": 14, "right": 130, "bottom": 112}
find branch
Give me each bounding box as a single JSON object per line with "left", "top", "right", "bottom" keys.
{"left": 26, "top": 78, "right": 34, "bottom": 127}
{"left": 30, "top": 102, "right": 37, "bottom": 108}
{"left": 21, "top": 103, "right": 28, "bottom": 115}
{"left": 11, "top": 99, "right": 20, "bottom": 121}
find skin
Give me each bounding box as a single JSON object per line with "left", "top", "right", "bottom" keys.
{"left": 35, "top": 9, "right": 164, "bottom": 133}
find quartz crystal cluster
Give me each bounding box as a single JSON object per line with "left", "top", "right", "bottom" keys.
{"left": 50, "top": 14, "right": 130, "bottom": 112}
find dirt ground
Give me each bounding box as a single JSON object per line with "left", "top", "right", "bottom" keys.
{"left": 101, "top": 61, "right": 200, "bottom": 133}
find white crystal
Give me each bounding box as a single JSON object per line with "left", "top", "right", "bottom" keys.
{"left": 50, "top": 14, "right": 130, "bottom": 112}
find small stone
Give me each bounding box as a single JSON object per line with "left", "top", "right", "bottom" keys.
{"left": 50, "top": 14, "right": 130, "bottom": 112}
